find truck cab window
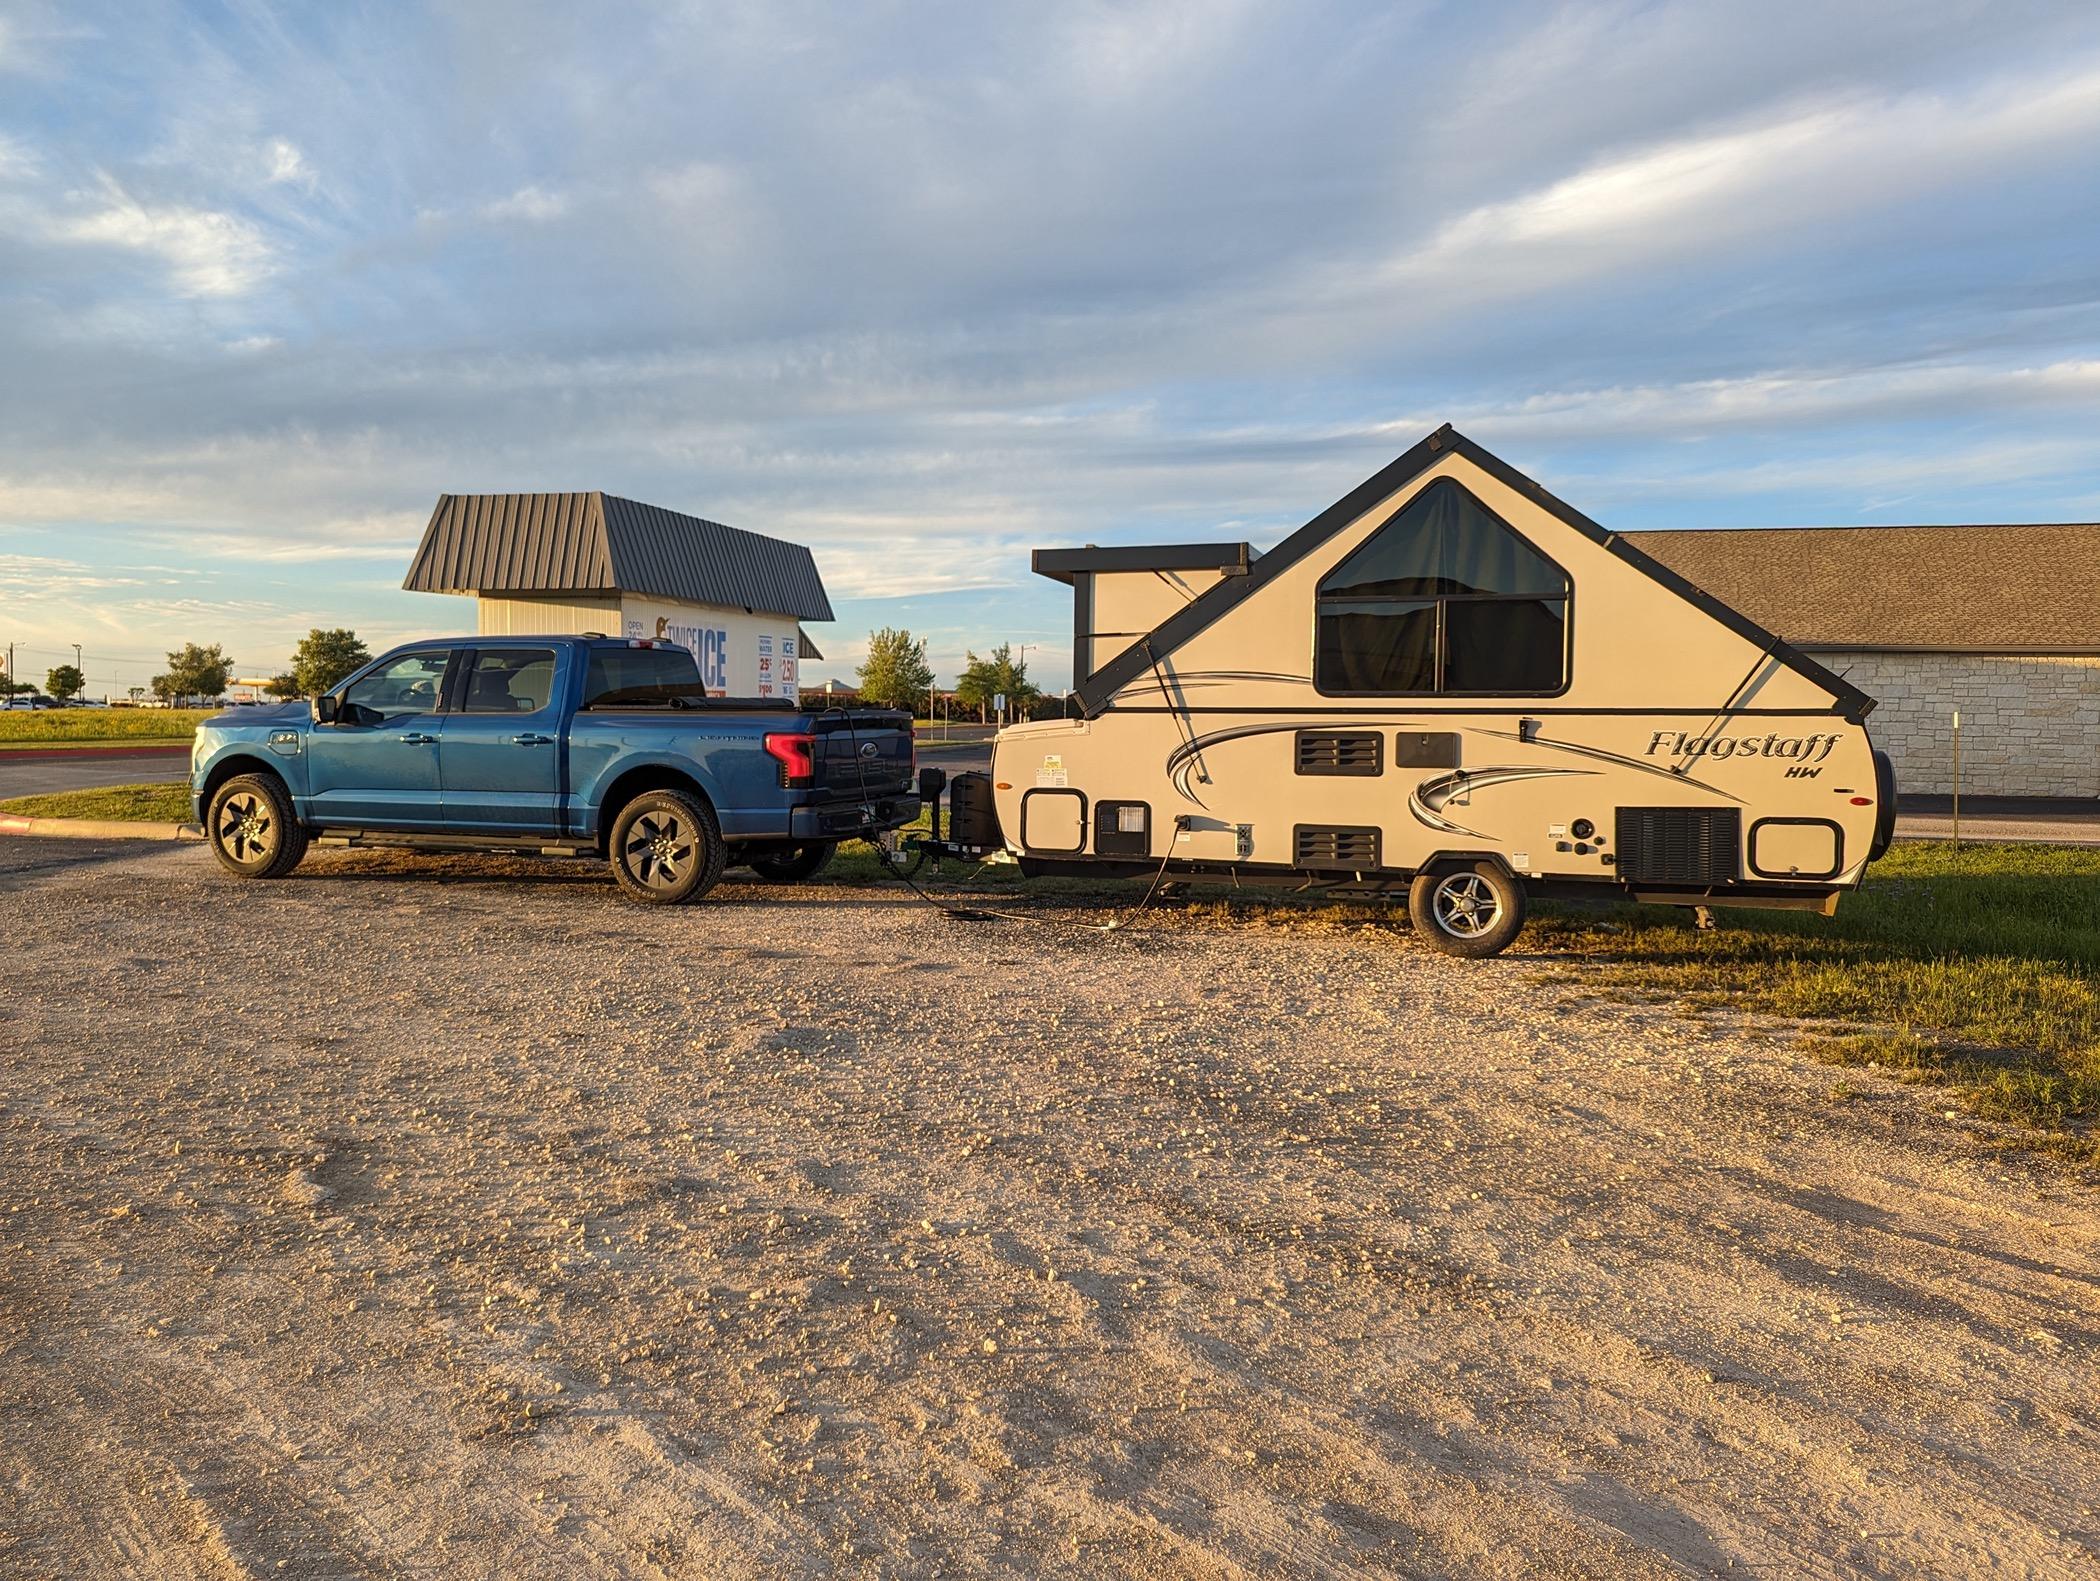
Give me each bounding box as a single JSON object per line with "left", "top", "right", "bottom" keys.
{"left": 462, "top": 648, "right": 557, "bottom": 713}
{"left": 1315, "top": 478, "right": 1568, "bottom": 695}
{"left": 341, "top": 651, "right": 452, "bottom": 723}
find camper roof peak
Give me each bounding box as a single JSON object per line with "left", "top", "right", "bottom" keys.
{"left": 1060, "top": 422, "right": 1874, "bottom": 724}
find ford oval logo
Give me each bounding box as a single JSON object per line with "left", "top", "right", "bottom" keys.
{"left": 858, "top": 741, "right": 880, "bottom": 758}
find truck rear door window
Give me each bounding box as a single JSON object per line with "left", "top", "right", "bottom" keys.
{"left": 1315, "top": 477, "right": 1569, "bottom": 696}
{"left": 583, "top": 647, "right": 705, "bottom": 707}
{"left": 462, "top": 648, "right": 557, "bottom": 713}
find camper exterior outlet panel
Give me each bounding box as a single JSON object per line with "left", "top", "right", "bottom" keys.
{"left": 988, "top": 425, "right": 1889, "bottom": 953}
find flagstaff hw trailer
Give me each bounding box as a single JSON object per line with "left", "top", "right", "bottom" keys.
{"left": 928, "top": 425, "right": 1895, "bottom": 957}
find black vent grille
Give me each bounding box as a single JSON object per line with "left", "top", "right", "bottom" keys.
{"left": 1294, "top": 825, "right": 1381, "bottom": 870}
{"left": 1295, "top": 731, "right": 1382, "bottom": 777}
{"left": 1616, "top": 807, "right": 1742, "bottom": 886}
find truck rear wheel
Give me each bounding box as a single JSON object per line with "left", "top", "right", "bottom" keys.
{"left": 206, "top": 772, "right": 309, "bottom": 880}
{"left": 608, "top": 789, "right": 726, "bottom": 905}
{"left": 746, "top": 841, "right": 836, "bottom": 883}
{"left": 1408, "top": 862, "right": 1525, "bottom": 958}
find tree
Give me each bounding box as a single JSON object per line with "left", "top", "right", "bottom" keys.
{"left": 954, "top": 643, "right": 1041, "bottom": 722}
{"left": 265, "top": 673, "right": 302, "bottom": 701}
{"left": 855, "top": 627, "right": 935, "bottom": 711}
{"left": 154, "top": 642, "right": 233, "bottom": 702}
{"left": 290, "top": 628, "right": 372, "bottom": 697}
{"left": 45, "top": 664, "right": 85, "bottom": 702}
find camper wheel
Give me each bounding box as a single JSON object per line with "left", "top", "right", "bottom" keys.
{"left": 1408, "top": 862, "right": 1526, "bottom": 959}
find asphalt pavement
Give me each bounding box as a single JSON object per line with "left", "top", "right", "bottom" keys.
{"left": 0, "top": 746, "right": 190, "bottom": 799}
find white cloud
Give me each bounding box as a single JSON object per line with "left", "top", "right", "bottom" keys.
{"left": 479, "top": 184, "right": 568, "bottom": 223}
{"left": 1374, "top": 57, "right": 2100, "bottom": 300}
{"left": 264, "top": 137, "right": 313, "bottom": 189}
{"left": 52, "top": 177, "right": 275, "bottom": 297}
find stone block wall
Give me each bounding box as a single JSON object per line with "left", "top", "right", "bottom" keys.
{"left": 1809, "top": 650, "right": 2100, "bottom": 799}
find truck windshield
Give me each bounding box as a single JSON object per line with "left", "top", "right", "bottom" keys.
{"left": 583, "top": 647, "right": 707, "bottom": 707}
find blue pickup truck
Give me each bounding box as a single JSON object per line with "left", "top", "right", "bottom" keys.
{"left": 190, "top": 635, "right": 918, "bottom": 902}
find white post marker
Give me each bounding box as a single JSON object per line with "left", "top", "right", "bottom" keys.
{"left": 1951, "top": 707, "right": 1961, "bottom": 846}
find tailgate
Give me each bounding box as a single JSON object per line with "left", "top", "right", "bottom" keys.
{"left": 812, "top": 709, "right": 914, "bottom": 795}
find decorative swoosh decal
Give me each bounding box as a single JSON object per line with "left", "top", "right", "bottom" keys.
{"left": 1163, "top": 721, "right": 1311, "bottom": 806}
{"left": 1408, "top": 766, "right": 1595, "bottom": 839}
{"left": 1119, "top": 671, "right": 1311, "bottom": 701}
{"left": 1472, "top": 728, "right": 1743, "bottom": 803}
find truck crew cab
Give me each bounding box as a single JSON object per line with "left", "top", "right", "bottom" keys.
{"left": 190, "top": 635, "right": 917, "bottom": 903}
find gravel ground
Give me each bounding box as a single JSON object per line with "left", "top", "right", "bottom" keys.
{"left": 1, "top": 836, "right": 2096, "bottom": 1579}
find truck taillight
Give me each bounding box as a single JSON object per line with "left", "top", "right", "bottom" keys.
{"left": 764, "top": 731, "right": 816, "bottom": 789}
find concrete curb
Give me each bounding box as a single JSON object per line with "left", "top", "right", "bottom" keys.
{"left": 0, "top": 814, "right": 202, "bottom": 843}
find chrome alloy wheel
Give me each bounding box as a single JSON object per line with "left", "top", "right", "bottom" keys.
{"left": 215, "top": 790, "right": 276, "bottom": 864}
{"left": 624, "top": 811, "right": 693, "bottom": 890}
{"left": 1431, "top": 871, "right": 1501, "bottom": 938}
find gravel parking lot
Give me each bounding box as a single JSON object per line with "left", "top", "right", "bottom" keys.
{"left": 2, "top": 837, "right": 2096, "bottom": 1578}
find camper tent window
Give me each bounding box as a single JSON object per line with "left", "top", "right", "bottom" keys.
{"left": 1315, "top": 479, "right": 1569, "bottom": 695}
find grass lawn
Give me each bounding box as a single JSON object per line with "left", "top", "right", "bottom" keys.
{"left": 0, "top": 708, "right": 210, "bottom": 746}
{"left": 1527, "top": 841, "right": 2100, "bottom": 1159}
{"left": 0, "top": 782, "right": 194, "bottom": 823}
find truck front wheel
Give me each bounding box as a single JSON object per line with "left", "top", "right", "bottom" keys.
{"left": 608, "top": 789, "right": 726, "bottom": 905}
{"left": 745, "top": 841, "right": 837, "bottom": 883}
{"left": 1407, "top": 862, "right": 1526, "bottom": 958}
{"left": 206, "top": 772, "right": 309, "bottom": 881}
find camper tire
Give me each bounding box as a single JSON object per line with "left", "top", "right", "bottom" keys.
{"left": 1408, "top": 862, "right": 1525, "bottom": 959}
{"left": 745, "top": 840, "right": 836, "bottom": 883}
{"left": 608, "top": 789, "right": 727, "bottom": 905}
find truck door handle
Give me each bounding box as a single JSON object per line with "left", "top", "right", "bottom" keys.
{"left": 513, "top": 733, "right": 554, "bottom": 746}
{"left": 398, "top": 732, "right": 437, "bottom": 745}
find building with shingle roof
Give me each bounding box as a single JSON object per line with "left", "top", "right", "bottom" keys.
{"left": 404, "top": 492, "right": 828, "bottom": 699}
{"left": 1632, "top": 523, "right": 2100, "bottom": 799}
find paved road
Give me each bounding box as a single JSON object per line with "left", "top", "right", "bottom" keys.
{"left": 1895, "top": 810, "right": 2100, "bottom": 846}
{"left": 0, "top": 746, "right": 189, "bottom": 800}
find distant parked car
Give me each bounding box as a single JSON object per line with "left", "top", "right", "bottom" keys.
{"left": 0, "top": 696, "right": 33, "bottom": 711}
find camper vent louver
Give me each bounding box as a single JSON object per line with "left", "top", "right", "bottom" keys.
{"left": 1294, "top": 731, "right": 1383, "bottom": 777}
{"left": 1294, "top": 825, "right": 1381, "bottom": 870}
{"left": 1616, "top": 807, "right": 1743, "bottom": 886}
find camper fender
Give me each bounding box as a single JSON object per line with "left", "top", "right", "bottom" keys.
{"left": 1410, "top": 849, "right": 1519, "bottom": 883}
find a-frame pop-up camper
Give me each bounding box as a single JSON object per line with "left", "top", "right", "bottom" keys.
{"left": 936, "top": 425, "right": 1893, "bottom": 957}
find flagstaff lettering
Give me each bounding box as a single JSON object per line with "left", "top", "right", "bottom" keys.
{"left": 1645, "top": 730, "right": 1841, "bottom": 771}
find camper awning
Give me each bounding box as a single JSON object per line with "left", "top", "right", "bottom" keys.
{"left": 1032, "top": 543, "right": 1253, "bottom": 585}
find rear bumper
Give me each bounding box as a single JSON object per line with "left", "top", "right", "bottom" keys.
{"left": 790, "top": 793, "right": 921, "bottom": 839}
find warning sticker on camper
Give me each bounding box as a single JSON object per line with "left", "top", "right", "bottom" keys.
{"left": 1036, "top": 754, "right": 1067, "bottom": 788}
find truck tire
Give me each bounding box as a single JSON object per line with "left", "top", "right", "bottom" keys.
{"left": 746, "top": 841, "right": 836, "bottom": 883}
{"left": 206, "top": 772, "right": 309, "bottom": 881}
{"left": 1408, "top": 862, "right": 1525, "bottom": 958}
{"left": 608, "top": 789, "right": 726, "bottom": 905}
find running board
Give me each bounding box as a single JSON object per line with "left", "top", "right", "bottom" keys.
{"left": 313, "top": 830, "right": 595, "bottom": 857}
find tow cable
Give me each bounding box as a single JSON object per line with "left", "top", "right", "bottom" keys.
{"left": 830, "top": 704, "right": 1174, "bottom": 933}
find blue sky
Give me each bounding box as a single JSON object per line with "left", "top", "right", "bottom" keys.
{"left": 3, "top": 0, "right": 2099, "bottom": 697}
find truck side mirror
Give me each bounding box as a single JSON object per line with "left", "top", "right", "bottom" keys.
{"left": 313, "top": 694, "right": 340, "bottom": 724}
